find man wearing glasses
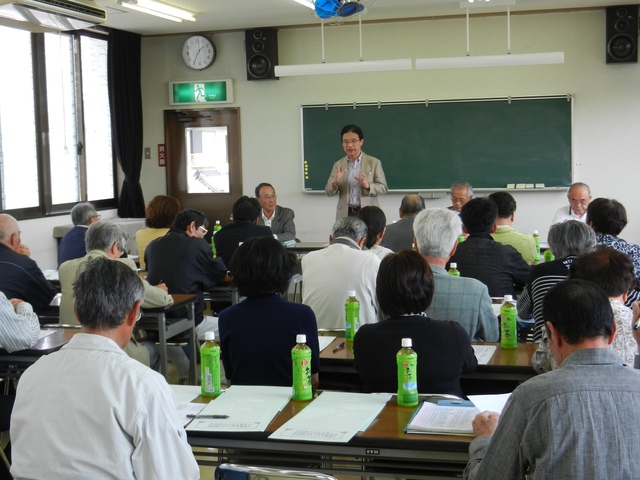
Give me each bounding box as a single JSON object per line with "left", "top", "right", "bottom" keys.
{"left": 255, "top": 182, "right": 296, "bottom": 243}
{"left": 448, "top": 180, "right": 474, "bottom": 214}
{"left": 552, "top": 182, "right": 592, "bottom": 224}
{"left": 325, "top": 124, "right": 388, "bottom": 219}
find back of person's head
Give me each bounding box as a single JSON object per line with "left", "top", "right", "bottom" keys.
{"left": 488, "top": 192, "right": 516, "bottom": 218}
{"left": 73, "top": 257, "right": 144, "bottom": 330}
{"left": 85, "top": 221, "right": 126, "bottom": 252}
{"left": 569, "top": 245, "right": 635, "bottom": 298}
{"left": 358, "top": 206, "right": 386, "bottom": 249}
{"left": 0, "top": 214, "right": 18, "bottom": 243}
{"left": 145, "top": 195, "right": 182, "bottom": 229}
{"left": 460, "top": 197, "right": 498, "bottom": 235}
{"left": 377, "top": 250, "right": 434, "bottom": 318}
{"left": 413, "top": 208, "right": 461, "bottom": 258}
{"left": 400, "top": 194, "right": 425, "bottom": 216}
{"left": 229, "top": 236, "right": 296, "bottom": 297}
{"left": 232, "top": 196, "right": 261, "bottom": 222}
{"left": 174, "top": 209, "right": 209, "bottom": 232}
{"left": 543, "top": 279, "right": 614, "bottom": 345}
{"left": 586, "top": 197, "right": 628, "bottom": 236}
{"left": 340, "top": 124, "right": 363, "bottom": 140}
{"left": 71, "top": 202, "right": 98, "bottom": 226}
{"left": 331, "top": 217, "right": 367, "bottom": 242}
{"left": 254, "top": 182, "right": 274, "bottom": 198}
{"left": 547, "top": 220, "right": 596, "bottom": 259}
{"left": 450, "top": 180, "right": 473, "bottom": 197}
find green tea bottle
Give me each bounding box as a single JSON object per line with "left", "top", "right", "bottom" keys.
{"left": 396, "top": 338, "right": 418, "bottom": 407}
{"left": 345, "top": 290, "right": 360, "bottom": 342}
{"left": 200, "top": 331, "right": 221, "bottom": 397}
{"left": 211, "top": 220, "right": 222, "bottom": 257}
{"left": 533, "top": 230, "right": 541, "bottom": 264}
{"left": 448, "top": 262, "right": 461, "bottom": 277}
{"left": 457, "top": 235, "right": 465, "bottom": 243}
{"left": 292, "top": 334, "right": 313, "bottom": 401}
{"left": 500, "top": 295, "right": 518, "bottom": 349}
{"left": 544, "top": 249, "right": 555, "bottom": 263}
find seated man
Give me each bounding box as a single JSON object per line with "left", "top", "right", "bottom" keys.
{"left": 464, "top": 279, "right": 640, "bottom": 479}
{"left": 146, "top": 209, "right": 227, "bottom": 327}
{"left": 380, "top": 193, "right": 425, "bottom": 252}
{"left": 552, "top": 181, "right": 591, "bottom": 224}
{"left": 302, "top": 217, "right": 381, "bottom": 329}
{"left": 0, "top": 292, "right": 39, "bottom": 353}
{"left": 450, "top": 197, "right": 531, "bottom": 297}
{"left": 11, "top": 258, "right": 199, "bottom": 480}
{"left": 413, "top": 208, "right": 498, "bottom": 342}
{"left": 448, "top": 180, "right": 473, "bottom": 214}
{"left": 255, "top": 182, "right": 296, "bottom": 243}
{"left": 59, "top": 221, "right": 172, "bottom": 367}
{"left": 214, "top": 196, "right": 273, "bottom": 267}
{"left": 57, "top": 201, "right": 100, "bottom": 266}
{"left": 488, "top": 192, "right": 536, "bottom": 265}
{"left": 0, "top": 214, "right": 56, "bottom": 311}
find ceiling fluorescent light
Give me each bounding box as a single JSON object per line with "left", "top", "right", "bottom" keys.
{"left": 275, "top": 59, "right": 412, "bottom": 76}
{"left": 293, "top": 0, "right": 315, "bottom": 9}
{"left": 460, "top": 0, "right": 515, "bottom": 7}
{"left": 135, "top": 0, "right": 196, "bottom": 21}
{"left": 416, "top": 52, "right": 564, "bottom": 69}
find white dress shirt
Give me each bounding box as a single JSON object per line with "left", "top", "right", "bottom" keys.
{"left": 552, "top": 205, "right": 587, "bottom": 224}
{"left": 11, "top": 333, "right": 199, "bottom": 480}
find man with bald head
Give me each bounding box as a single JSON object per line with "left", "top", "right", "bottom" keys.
{"left": 552, "top": 182, "right": 591, "bottom": 224}
{"left": 381, "top": 194, "right": 425, "bottom": 252}
{"left": 0, "top": 214, "right": 56, "bottom": 310}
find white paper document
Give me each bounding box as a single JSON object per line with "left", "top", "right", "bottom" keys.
{"left": 318, "top": 336, "right": 336, "bottom": 352}
{"left": 468, "top": 393, "right": 511, "bottom": 415}
{"left": 170, "top": 384, "right": 202, "bottom": 403}
{"left": 269, "top": 391, "right": 391, "bottom": 443}
{"left": 186, "top": 385, "right": 291, "bottom": 433}
{"left": 175, "top": 402, "right": 206, "bottom": 427}
{"left": 472, "top": 345, "right": 497, "bottom": 365}
{"left": 406, "top": 402, "right": 480, "bottom": 436}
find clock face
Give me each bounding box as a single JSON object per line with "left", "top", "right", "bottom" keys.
{"left": 182, "top": 35, "right": 216, "bottom": 70}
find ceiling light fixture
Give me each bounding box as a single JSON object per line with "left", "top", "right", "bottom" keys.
{"left": 417, "top": 2, "right": 564, "bottom": 70}
{"left": 275, "top": 15, "right": 412, "bottom": 77}
{"left": 118, "top": 0, "right": 196, "bottom": 23}
{"left": 292, "top": 0, "right": 315, "bottom": 9}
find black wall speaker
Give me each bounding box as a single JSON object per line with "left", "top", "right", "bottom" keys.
{"left": 606, "top": 5, "right": 638, "bottom": 64}
{"left": 245, "top": 28, "right": 279, "bottom": 80}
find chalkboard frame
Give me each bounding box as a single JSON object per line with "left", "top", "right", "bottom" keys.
{"left": 301, "top": 95, "right": 573, "bottom": 193}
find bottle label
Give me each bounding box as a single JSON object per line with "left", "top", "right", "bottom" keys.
{"left": 500, "top": 304, "right": 518, "bottom": 349}
{"left": 345, "top": 301, "right": 360, "bottom": 342}
{"left": 200, "top": 344, "right": 221, "bottom": 396}
{"left": 292, "top": 348, "right": 312, "bottom": 401}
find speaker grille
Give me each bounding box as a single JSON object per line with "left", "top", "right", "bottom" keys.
{"left": 245, "top": 29, "right": 279, "bottom": 80}
{"left": 606, "top": 5, "right": 638, "bottom": 64}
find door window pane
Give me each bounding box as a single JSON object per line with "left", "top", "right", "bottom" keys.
{"left": 186, "top": 126, "right": 229, "bottom": 193}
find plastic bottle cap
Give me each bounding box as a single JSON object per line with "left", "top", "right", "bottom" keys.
{"left": 347, "top": 290, "right": 356, "bottom": 297}
{"left": 215, "top": 220, "right": 220, "bottom": 224}
{"left": 450, "top": 263, "right": 457, "bottom": 268}
{"left": 503, "top": 295, "right": 513, "bottom": 302}
{"left": 534, "top": 230, "right": 539, "bottom": 234}
{"left": 401, "top": 338, "right": 412, "bottom": 348}
{"left": 296, "top": 334, "right": 306, "bottom": 344}
{"left": 204, "top": 331, "right": 215, "bottom": 341}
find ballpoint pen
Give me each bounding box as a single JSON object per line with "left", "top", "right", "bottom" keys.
{"left": 333, "top": 342, "right": 345, "bottom": 353}
{"left": 186, "top": 414, "right": 229, "bottom": 419}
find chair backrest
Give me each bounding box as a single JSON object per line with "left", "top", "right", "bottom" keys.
{"left": 215, "top": 464, "right": 338, "bottom": 480}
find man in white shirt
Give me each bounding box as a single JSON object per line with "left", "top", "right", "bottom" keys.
{"left": 255, "top": 182, "right": 296, "bottom": 243}
{"left": 552, "top": 182, "right": 592, "bottom": 224}
{"left": 302, "top": 217, "right": 381, "bottom": 329}
{"left": 11, "top": 258, "right": 200, "bottom": 480}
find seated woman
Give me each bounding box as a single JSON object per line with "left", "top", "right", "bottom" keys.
{"left": 218, "top": 236, "right": 320, "bottom": 388}
{"left": 353, "top": 250, "right": 477, "bottom": 398}
{"left": 358, "top": 206, "right": 393, "bottom": 260}
{"left": 135, "top": 195, "right": 182, "bottom": 270}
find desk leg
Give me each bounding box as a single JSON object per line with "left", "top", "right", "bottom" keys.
{"left": 188, "top": 302, "right": 198, "bottom": 385}
{"left": 157, "top": 313, "right": 168, "bottom": 380}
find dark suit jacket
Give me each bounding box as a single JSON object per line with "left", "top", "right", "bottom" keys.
{"left": 380, "top": 216, "right": 416, "bottom": 252}
{"left": 0, "top": 243, "right": 56, "bottom": 311}
{"left": 57, "top": 225, "right": 88, "bottom": 266}
{"left": 213, "top": 221, "right": 273, "bottom": 268}
{"left": 257, "top": 205, "right": 296, "bottom": 243}
{"left": 145, "top": 229, "right": 227, "bottom": 323}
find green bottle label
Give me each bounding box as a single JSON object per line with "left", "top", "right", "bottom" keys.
{"left": 345, "top": 299, "right": 360, "bottom": 342}
{"left": 500, "top": 302, "right": 518, "bottom": 349}
{"left": 396, "top": 351, "right": 418, "bottom": 407}
{"left": 200, "top": 343, "right": 221, "bottom": 396}
{"left": 544, "top": 249, "right": 554, "bottom": 262}
{"left": 448, "top": 268, "right": 460, "bottom": 277}
{"left": 292, "top": 347, "right": 312, "bottom": 401}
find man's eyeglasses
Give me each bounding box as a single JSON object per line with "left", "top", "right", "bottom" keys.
{"left": 198, "top": 225, "right": 208, "bottom": 236}
{"left": 135, "top": 308, "right": 143, "bottom": 323}
{"left": 260, "top": 194, "right": 277, "bottom": 201}
{"left": 342, "top": 138, "right": 361, "bottom": 145}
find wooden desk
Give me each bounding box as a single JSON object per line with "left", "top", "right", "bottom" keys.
{"left": 188, "top": 394, "right": 471, "bottom": 479}
{"left": 320, "top": 338, "right": 538, "bottom": 392}
{"left": 140, "top": 294, "right": 197, "bottom": 384}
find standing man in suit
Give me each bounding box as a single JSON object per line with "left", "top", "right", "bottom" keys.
{"left": 381, "top": 194, "right": 425, "bottom": 252}
{"left": 325, "top": 124, "right": 388, "bottom": 219}
{"left": 255, "top": 183, "right": 296, "bottom": 243}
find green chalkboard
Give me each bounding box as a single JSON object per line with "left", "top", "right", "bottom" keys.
{"left": 302, "top": 96, "right": 572, "bottom": 191}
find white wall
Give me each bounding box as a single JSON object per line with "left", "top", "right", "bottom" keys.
{"left": 29, "top": 8, "right": 640, "bottom": 268}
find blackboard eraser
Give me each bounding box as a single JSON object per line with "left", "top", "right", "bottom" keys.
{"left": 535, "top": 183, "right": 545, "bottom": 188}
{"left": 515, "top": 183, "right": 526, "bottom": 189}
{"left": 525, "top": 183, "right": 534, "bottom": 189}
{"left": 506, "top": 183, "right": 516, "bottom": 189}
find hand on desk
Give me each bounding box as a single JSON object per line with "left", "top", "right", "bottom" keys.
{"left": 472, "top": 411, "right": 500, "bottom": 438}
{"left": 154, "top": 282, "right": 168, "bottom": 293}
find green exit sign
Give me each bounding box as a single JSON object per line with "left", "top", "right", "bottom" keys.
{"left": 169, "top": 80, "right": 233, "bottom": 105}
